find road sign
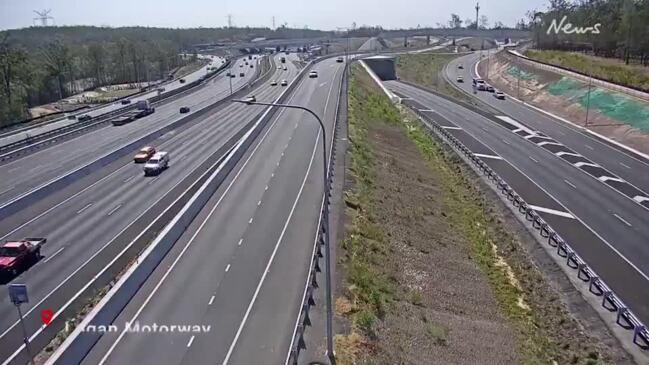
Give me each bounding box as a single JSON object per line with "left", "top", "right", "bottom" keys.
{"left": 8, "top": 284, "right": 28, "bottom": 305}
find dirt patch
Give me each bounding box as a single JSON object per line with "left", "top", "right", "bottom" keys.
{"left": 482, "top": 52, "right": 649, "bottom": 155}
{"left": 335, "top": 64, "right": 633, "bottom": 365}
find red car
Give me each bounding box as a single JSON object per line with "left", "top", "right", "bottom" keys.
{"left": 0, "top": 238, "right": 46, "bottom": 278}
{"left": 134, "top": 146, "right": 157, "bottom": 163}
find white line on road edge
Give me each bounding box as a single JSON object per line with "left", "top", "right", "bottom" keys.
{"left": 574, "top": 162, "right": 600, "bottom": 168}
{"left": 527, "top": 205, "right": 575, "bottom": 219}
{"left": 613, "top": 213, "right": 632, "bottom": 227}
{"left": 633, "top": 196, "right": 649, "bottom": 203}
{"left": 225, "top": 264, "right": 231, "bottom": 272}
{"left": 556, "top": 151, "right": 582, "bottom": 158}
{"left": 222, "top": 123, "right": 320, "bottom": 365}
{"left": 418, "top": 109, "right": 436, "bottom": 112}
{"left": 441, "top": 126, "right": 462, "bottom": 130}
{"left": 43, "top": 247, "right": 65, "bottom": 264}
{"left": 598, "top": 176, "right": 625, "bottom": 183}
{"left": 187, "top": 335, "right": 195, "bottom": 348}
{"left": 473, "top": 153, "right": 503, "bottom": 160}
{"left": 237, "top": 239, "right": 243, "bottom": 246}
{"left": 537, "top": 141, "right": 563, "bottom": 147}
{"left": 76, "top": 203, "right": 93, "bottom": 214}
{"left": 106, "top": 203, "right": 122, "bottom": 216}
{"left": 208, "top": 295, "right": 215, "bottom": 305}
{"left": 563, "top": 179, "right": 577, "bottom": 189}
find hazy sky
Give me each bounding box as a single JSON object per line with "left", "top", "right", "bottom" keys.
{"left": 1, "top": 0, "right": 550, "bottom": 31}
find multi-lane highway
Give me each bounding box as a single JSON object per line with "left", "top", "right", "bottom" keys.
{"left": 0, "top": 52, "right": 304, "bottom": 364}
{"left": 78, "top": 56, "right": 344, "bottom": 365}
{"left": 0, "top": 55, "right": 224, "bottom": 148}
{"left": 387, "top": 54, "right": 649, "bottom": 327}
{"left": 0, "top": 55, "right": 260, "bottom": 209}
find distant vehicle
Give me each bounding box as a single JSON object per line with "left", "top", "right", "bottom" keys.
{"left": 136, "top": 100, "right": 155, "bottom": 117}
{"left": 239, "top": 72, "right": 245, "bottom": 77}
{"left": 494, "top": 90, "right": 506, "bottom": 99}
{"left": 280, "top": 56, "right": 286, "bottom": 63}
{"left": 157, "top": 87, "right": 166, "bottom": 93}
{"left": 121, "top": 99, "right": 131, "bottom": 105}
{"left": 144, "top": 152, "right": 169, "bottom": 176}
{"left": 458, "top": 64, "right": 464, "bottom": 69}
{"left": 226, "top": 71, "right": 231, "bottom": 76}
{"left": 277, "top": 65, "right": 282, "bottom": 69}
{"left": 0, "top": 238, "right": 46, "bottom": 278}
{"left": 67, "top": 114, "right": 76, "bottom": 120}
{"left": 281, "top": 80, "right": 288, "bottom": 86}
{"left": 179, "top": 78, "right": 186, "bottom": 84}
{"left": 270, "top": 81, "right": 278, "bottom": 86}
{"left": 336, "top": 57, "right": 344, "bottom": 63}
{"left": 245, "top": 61, "right": 249, "bottom": 65}
{"left": 309, "top": 70, "right": 318, "bottom": 78}
{"left": 78, "top": 114, "right": 92, "bottom": 122}
{"left": 168, "top": 74, "right": 174, "bottom": 80}
{"left": 230, "top": 73, "right": 236, "bottom": 78}
{"left": 180, "top": 106, "right": 190, "bottom": 113}
{"left": 240, "top": 64, "right": 244, "bottom": 67}
{"left": 250, "top": 64, "right": 253, "bottom": 68}
{"left": 456, "top": 76, "right": 464, "bottom": 82}
{"left": 134, "top": 146, "right": 157, "bottom": 163}
{"left": 486, "top": 85, "right": 495, "bottom": 92}
{"left": 283, "top": 66, "right": 288, "bottom": 71}
{"left": 248, "top": 55, "right": 252, "bottom": 60}
{"left": 473, "top": 78, "right": 486, "bottom": 90}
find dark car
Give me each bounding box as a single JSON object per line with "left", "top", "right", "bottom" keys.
{"left": 78, "top": 114, "right": 92, "bottom": 122}
{"left": 121, "top": 99, "right": 131, "bottom": 105}
{"left": 180, "top": 107, "right": 190, "bottom": 113}
{"left": 239, "top": 72, "right": 245, "bottom": 77}
{"left": 179, "top": 78, "right": 186, "bottom": 84}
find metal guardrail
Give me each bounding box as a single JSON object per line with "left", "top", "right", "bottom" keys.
{"left": 405, "top": 104, "right": 649, "bottom": 350}
{"left": 286, "top": 56, "right": 349, "bottom": 365}
{"left": 0, "top": 59, "right": 233, "bottom": 161}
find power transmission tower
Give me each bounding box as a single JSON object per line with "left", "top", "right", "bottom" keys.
{"left": 475, "top": 2, "right": 480, "bottom": 29}
{"left": 33, "top": 9, "right": 54, "bottom": 27}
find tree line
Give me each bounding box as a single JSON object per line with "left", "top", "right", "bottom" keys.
{"left": 0, "top": 25, "right": 332, "bottom": 126}
{"left": 529, "top": 0, "right": 649, "bottom": 65}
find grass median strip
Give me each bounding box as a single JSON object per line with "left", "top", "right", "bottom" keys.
{"left": 334, "top": 64, "right": 626, "bottom": 364}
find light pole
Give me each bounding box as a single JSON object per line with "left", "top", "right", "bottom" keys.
{"left": 584, "top": 70, "right": 592, "bottom": 127}
{"left": 233, "top": 96, "right": 335, "bottom": 364}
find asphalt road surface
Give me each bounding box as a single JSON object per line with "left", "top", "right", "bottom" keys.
{"left": 0, "top": 55, "right": 224, "bottom": 147}
{"left": 0, "top": 55, "right": 260, "bottom": 208}
{"left": 0, "top": 53, "right": 302, "bottom": 365}
{"left": 386, "top": 80, "right": 649, "bottom": 327}
{"left": 82, "top": 57, "right": 344, "bottom": 365}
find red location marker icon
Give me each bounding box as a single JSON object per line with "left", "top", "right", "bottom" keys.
{"left": 40, "top": 309, "right": 54, "bottom": 326}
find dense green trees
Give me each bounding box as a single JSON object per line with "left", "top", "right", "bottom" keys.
{"left": 0, "top": 25, "right": 332, "bottom": 126}
{"left": 530, "top": 0, "right": 649, "bottom": 65}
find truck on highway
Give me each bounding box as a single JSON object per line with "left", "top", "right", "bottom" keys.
{"left": 280, "top": 56, "right": 286, "bottom": 63}
{"left": 112, "top": 100, "right": 155, "bottom": 126}
{"left": 136, "top": 100, "right": 155, "bottom": 117}
{"left": 0, "top": 238, "right": 46, "bottom": 278}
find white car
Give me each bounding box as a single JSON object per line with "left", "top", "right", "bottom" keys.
{"left": 309, "top": 70, "right": 318, "bottom": 78}
{"left": 456, "top": 76, "right": 463, "bottom": 83}
{"left": 143, "top": 152, "right": 169, "bottom": 176}
{"left": 281, "top": 80, "right": 288, "bottom": 86}
{"left": 494, "top": 90, "right": 505, "bottom": 99}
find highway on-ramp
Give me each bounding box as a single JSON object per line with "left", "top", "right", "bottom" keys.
{"left": 0, "top": 53, "right": 303, "bottom": 365}
{"left": 80, "top": 56, "right": 345, "bottom": 365}
{"left": 387, "top": 79, "right": 649, "bottom": 328}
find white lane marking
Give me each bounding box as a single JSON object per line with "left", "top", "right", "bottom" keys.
{"left": 481, "top": 126, "right": 488, "bottom": 132}
{"left": 555, "top": 151, "right": 582, "bottom": 158}
{"left": 0, "top": 186, "right": 14, "bottom": 196}
{"left": 563, "top": 179, "right": 577, "bottom": 189}
{"left": 238, "top": 239, "right": 243, "bottom": 246}
{"left": 527, "top": 205, "right": 575, "bottom": 219}
{"left": 418, "top": 108, "right": 435, "bottom": 112}
{"left": 271, "top": 173, "right": 274, "bottom": 178}
{"left": 620, "top": 162, "right": 631, "bottom": 169}
{"left": 281, "top": 152, "right": 284, "bottom": 157}
{"left": 512, "top": 128, "right": 523, "bottom": 133}
{"left": 598, "top": 176, "right": 625, "bottom": 183}
{"left": 208, "top": 295, "right": 215, "bottom": 305}
{"left": 265, "top": 185, "right": 268, "bottom": 191}
{"left": 123, "top": 175, "right": 135, "bottom": 183}
{"left": 276, "top": 161, "right": 279, "bottom": 166}
{"left": 633, "top": 196, "right": 649, "bottom": 203}
{"left": 248, "top": 217, "right": 253, "bottom": 224}
{"left": 495, "top": 115, "right": 534, "bottom": 134}
{"left": 319, "top": 82, "right": 327, "bottom": 87}
{"left": 473, "top": 153, "right": 503, "bottom": 160}
{"left": 0, "top": 163, "right": 131, "bottom": 241}
{"left": 537, "top": 141, "right": 563, "bottom": 147}
{"left": 585, "top": 144, "right": 594, "bottom": 150}
{"left": 222, "top": 121, "right": 321, "bottom": 365}
{"left": 76, "top": 203, "right": 93, "bottom": 214}
{"left": 43, "top": 247, "right": 65, "bottom": 264}
{"left": 574, "top": 162, "right": 600, "bottom": 168}
{"left": 441, "top": 126, "right": 462, "bottom": 130}
{"left": 257, "top": 200, "right": 261, "bottom": 206}
{"left": 613, "top": 213, "right": 632, "bottom": 227}
{"left": 502, "top": 139, "right": 510, "bottom": 145}
{"left": 529, "top": 156, "right": 539, "bottom": 163}
{"left": 225, "top": 264, "right": 231, "bottom": 272}
{"left": 524, "top": 134, "right": 537, "bottom": 139}
{"left": 187, "top": 335, "right": 195, "bottom": 348}
{"left": 107, "top": 204, "right": 122, "bottom": 216}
